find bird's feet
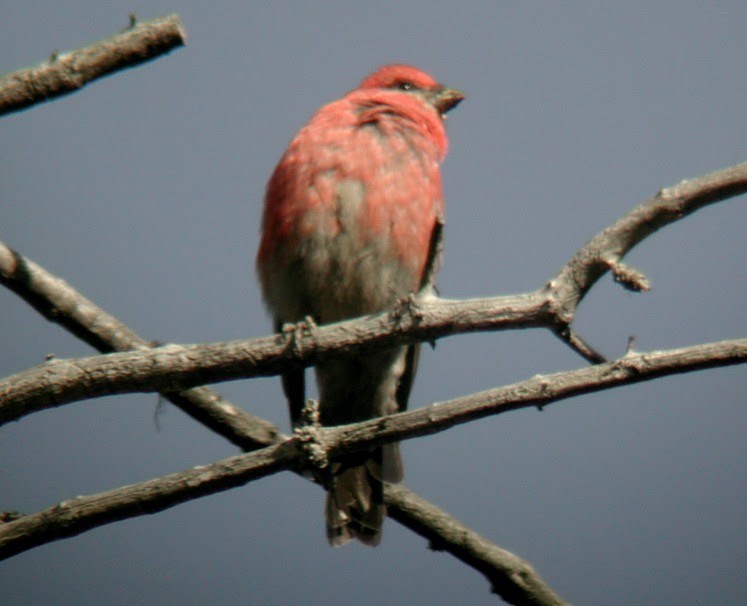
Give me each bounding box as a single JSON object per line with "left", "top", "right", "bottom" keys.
{"left": 279, "top": 316, "right": 318, "bottom": 357}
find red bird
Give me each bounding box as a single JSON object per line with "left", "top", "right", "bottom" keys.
{"left": 257, "top": 64, "right": 463, "bottom": 546}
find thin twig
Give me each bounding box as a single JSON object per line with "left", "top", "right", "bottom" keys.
{"left": 552, "top": 325, "right": 607, "bottom": 364}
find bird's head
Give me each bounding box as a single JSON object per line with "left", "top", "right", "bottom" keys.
{"left": 359, "top": 64, "right": 464, "bottom": 118}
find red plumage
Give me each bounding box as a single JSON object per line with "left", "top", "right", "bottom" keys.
{"left": 257, "top": 64, "right": 462, "bottom": 546}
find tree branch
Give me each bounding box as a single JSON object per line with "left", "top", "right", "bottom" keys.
{"left": 0, "top": 240, "right": 279, "bottom": 448}
{"left": 385, "top": 484, "right": 569, "bottom": 606}
{"left": 0, "top": 240, "right": 565, "bottom": 604}
{"left": 0, "top": 14, "right": 186, "bottom": 117}
{"left": 548, "top": 161, "right": 747, "bottom": 324}
{"left": 319, "top": 338, "right": 746, "bottom": 453}
{"left": 0, "top": 440, "right": 295, "bottom": 561}
{"left": 0, "top": 292, "right": 549, "bottom": 425}
{"left": 2, "top": 338, "right": 743, "bottom": 567}
{"left": 4, "top": 161, "right": 744, "bottom": 424}
{"left": 0, "top": 242, "right": 572, "bottom": 604}
{"left": 3, "top": 307, "right": 744, "bottom": 428}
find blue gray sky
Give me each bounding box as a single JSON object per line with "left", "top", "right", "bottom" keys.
{"left": 1, "top": 2, "right": 745, "bottom": 605}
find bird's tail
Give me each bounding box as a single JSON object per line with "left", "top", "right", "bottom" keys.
{"left": 325, "top": 443, "right": 402, "bottom": 547}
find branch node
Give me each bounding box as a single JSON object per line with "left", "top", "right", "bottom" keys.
{"left": 294, "top": 399, "right": 329, "bottom": 470}
{"left": 658, "top": 185, "right": 681, "bottom": 201}
{"left": 300, "top": 398, "right": 320, "bottom": 427}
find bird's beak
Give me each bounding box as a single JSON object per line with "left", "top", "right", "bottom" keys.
{"left": 433, "top": 86, "right": 464, "bottom": 118}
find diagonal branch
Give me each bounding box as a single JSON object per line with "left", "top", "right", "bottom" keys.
{"left": 0, "top": 440, "right": 295, "bottom": 561}
{"left": 3, "top": 304, "right": 744, "bottom": 427}
{"left": 319, "top": 338, "right": 747, "bottom": 453}
{"left": 0, "top": 241, "right": 566, "bottom": 605}
{"left": 385, "top": 484, "right": 569, "bottom": 606}
{"left": 548, "top": 160, "right": 747, "bottom": 324}
{"left": 0, "top": 240, "right": 279, "bottom": 447}
{"left": 0, "top": 14, "right": 187, "bottom": 117}
{"left": 2, "top": 337, "right": 743, "bottom": 567}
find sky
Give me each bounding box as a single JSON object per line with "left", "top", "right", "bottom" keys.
{"left": 1, "top": 2, "right": 745, "bottom": 605}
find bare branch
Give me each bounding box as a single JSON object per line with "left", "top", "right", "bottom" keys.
{"left": 0, "top": 14, "right": 186, "bottom": 117}
{"left": 548, "top": 160, "right": 747, "bottom": 325}
{"left": 0, "top": 241, "right": 564, "bottom": 603}
{"left": 0, "top": 293, "right": 548, "bottom": 425}
{"left": 0, "top": 240, "right": 279, "bottom": 448}
{"left": 3, "top": 300, "right": 744, "bottom": 427}
{"left": 551, "top": 325, "right": 607, "bottom": 364}
{"left": 3, "top": 161, "right": 744, "bottom": 424}
{"left": 320, "top": 338, "right": 747, "bottom": 453}
{"left": 386, "top": 484, "right": 569, "bottom": 606}
{"left": 0, "top": 440, "right": 295, "bottom": 561}
{"left": 2, "top": 338, "right": 742, "bottom": 564}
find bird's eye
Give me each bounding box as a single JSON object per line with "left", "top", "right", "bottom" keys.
{"left": 396, "top": 81, "right": 414, "bottom": 91}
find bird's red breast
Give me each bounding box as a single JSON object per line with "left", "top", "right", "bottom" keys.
{"left": 257, "top": 65, "right": 459, "bottom": 323}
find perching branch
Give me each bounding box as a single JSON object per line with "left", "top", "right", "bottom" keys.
{"left": 0, "top": 241, "right": 566, "bottom": 605}
{"left": 3, "top": 313, "right": 745, "bottom": 431}
{"left": 0, "top": 239, "right": 279, "bottom": 448}
{"left": 3, "top": 162, "right": 745, "bottom": 425}
{"left": 0, "top": 292, "right": 547, "bottom": 425}
{"left": 0, "top": 14, "right": 186, "bottom": 117}
{"left": 2, "top": 337, "right": 744, "bottom": 566}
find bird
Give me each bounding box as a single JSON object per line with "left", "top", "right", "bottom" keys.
{"left": 256, "top": 64, "right": 463, "bottom": 546}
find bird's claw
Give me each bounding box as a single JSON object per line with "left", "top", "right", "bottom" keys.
{"left": 390, "top": 293, "right": 423, "bottom": 328}
{"left": 279, "top": 316, "right": 318, "bottom": 357}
